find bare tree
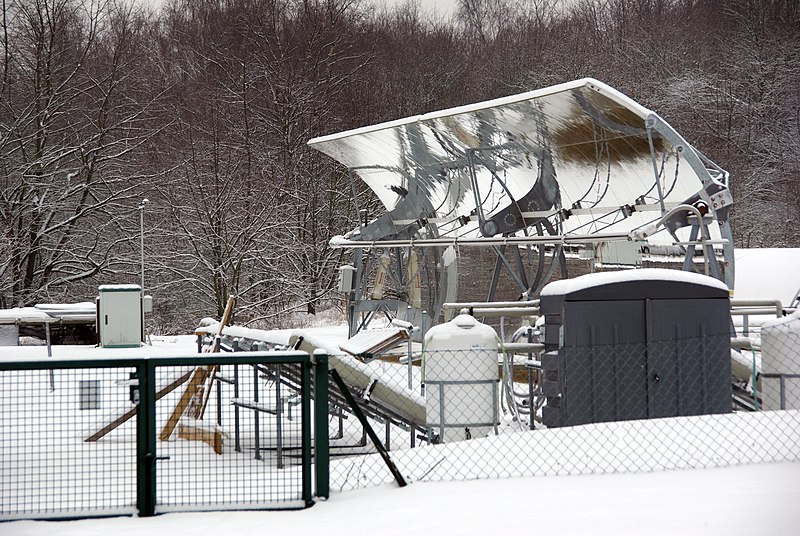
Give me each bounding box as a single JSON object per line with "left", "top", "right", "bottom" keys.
{"left": 0, "top": 0, "right": 165, "bottom": 307}
{"left": 141, "top": 0, "right": 368, "bottom": 327}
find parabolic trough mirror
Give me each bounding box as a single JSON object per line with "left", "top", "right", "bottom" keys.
{"left": 308, "top": 78, "right": 734, "bottom": 336}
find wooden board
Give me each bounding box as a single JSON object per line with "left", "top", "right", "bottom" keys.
{"left": 84, "top": 370, "right": 193, "bottom": 442}
{"left": 177, "top": 422, "right": 225, "bottom": 455}
{"left": 159, "top": 367, "right": 209, "bottom": 441}
{"left": 160, "top": 294, "right": 236, "bottom": 440}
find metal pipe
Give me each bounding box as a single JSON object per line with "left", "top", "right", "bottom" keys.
{"left": 234, "top": 364, "right": 240, "bottom": 452}
{"left": 503, "top": 342, "right": 545, "bottom": 353}
{"left": 646, "top": 122, "right": 667, "bottom": 214}
{"left": 631, "top": 204, "right": 712, "bottom": 275}
{"left": 45, "top": 321, "right": 54, "bottom": 392}
{"left": 330, "top": 232, "right": 634, "bottom": 249}
{"left": 138, "top": 198, "right": 149, "bottom": 345}
{"left": 731, "top": 300, "right": 783, "bottom": 317}
{"left": 406, "top": 307, "right": 413, "bottom": 391}
{"left": 276, "top": 365, "right": 283, "bottom": 469}
{"left": 461, "top": 307, "right": 540, "bottom": 317}
{"left": 526, "top": 328, "right": 534, "bottom": 430}
{"left": 138, "top": 199, "right": 149, "bottom": 292}
{"left": 443, "top": 300, "right": 540, "bottom": 309}
{"left": 672, "top": 239, "right": 729, "bottom": 246}
{"left": 253, "top": 364, "right": 261, "bottom": 460}
{"left": 731, "top": 308, "right": 784, "bottom": 317}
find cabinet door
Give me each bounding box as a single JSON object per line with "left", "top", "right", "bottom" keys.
{"left": 563, "top": 300, "right": 648, "bottom": 425}
{"left": 101, "top": 292, "right": 142, "bottom": 346}
{"left": 646, "top": 299, "right": 731, "bottom": 418}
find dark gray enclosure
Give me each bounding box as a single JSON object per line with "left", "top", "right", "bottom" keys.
{"left": 540, "top": 270, "right": 732, "bottom": 428}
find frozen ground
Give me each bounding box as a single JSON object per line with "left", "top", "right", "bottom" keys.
{"left": 4, "top": 461, "right": 799, "bottom": 536}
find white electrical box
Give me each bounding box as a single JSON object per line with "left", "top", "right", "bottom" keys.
{"left": 337, "top": 265, "right": 356, "bottom": 292}
{"left": 97, "top": 284, "right": 142, "bottom": 348}
{"left": 143, "top": 294, "right": 153, "bottom": 314}
{"left": 597, "top": 240, "right": 644, "bottom": 266}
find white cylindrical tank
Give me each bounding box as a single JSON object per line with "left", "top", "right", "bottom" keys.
{"left": 423, "top": 313, "right": 499, "bottom": 443}
{"left": 761, "top": 311, "right": 800, "bottom": 410}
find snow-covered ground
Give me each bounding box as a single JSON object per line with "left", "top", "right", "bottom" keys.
{"left": 3, "top": 320, "right": 800, "bottom": 534}
{"left": 4, "top": 461, "right": 799, "bottom": 536}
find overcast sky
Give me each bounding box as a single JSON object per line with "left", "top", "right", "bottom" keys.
{"left": 139, "top": 0, "right": 461, "bottom": 20}
{"left": 372, "top": 0, "right": 460, "bottom": 18}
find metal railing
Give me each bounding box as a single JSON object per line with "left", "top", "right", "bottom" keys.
{"left": 731, "top": 299, "right": 787, "bottom": 337}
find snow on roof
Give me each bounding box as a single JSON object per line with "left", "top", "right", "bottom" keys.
{"left": 541, "top": 268, "right": 729, "bottom": 296}
{"left": 34, "top": 302, "right": 96, "bottom": 312}
{"left": 98, "top": 284, "right": 141, "bottom": 291}
{"left": 0, "top": 302, "right": 97, "bottom": 324}
{"left": 734, "top": 248, "right": 800, "bottom": 306}
{"left": 0, "top": 307, "right": 55, "bottom": 323}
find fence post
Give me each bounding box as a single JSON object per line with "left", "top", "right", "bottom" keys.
{"left": 313, "top": 352, "right": 329, "bottom": 499}
{"left": 136, "top": 359, "right": 157, "bottom": 517}
{"left": 301, "top": 358, "right": 313, "bottom": 506}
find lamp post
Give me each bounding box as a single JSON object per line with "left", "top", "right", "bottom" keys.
{"left": 138, "top": 198, "right": 149, "bottom": 344}
{"left": 138, "top": 198, "right": 149, "bottom": 292}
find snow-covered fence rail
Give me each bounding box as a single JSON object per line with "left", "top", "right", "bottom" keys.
{"left": 0, "top": 352, "right": 329, "bottom": 521}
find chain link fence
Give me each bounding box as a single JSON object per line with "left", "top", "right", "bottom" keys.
{"left": 4, "top": 319, "right": 798, "bottom": 518}
{"left": 324, "top": 321, "right": 800, "bottom": 492}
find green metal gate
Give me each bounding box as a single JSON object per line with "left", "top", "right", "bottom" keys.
{"left": 0, "top": 351, "right": 328, "bottom": 521}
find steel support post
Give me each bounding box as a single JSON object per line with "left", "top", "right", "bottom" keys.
{"left": 313, "top": 353, "right": 330, "bottom": 499}
{"left": 136, "top": 361, "right": 156, "bottom": 517}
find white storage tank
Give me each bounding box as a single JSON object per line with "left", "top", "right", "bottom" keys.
{"left": 97, "top": 284, "right": 142, "bottom": 348}
{"left": 423, "top": 313, "right": 499, "bottom": 443}
{"left": 761, "top": 311, "right": 800, "bottom": 410}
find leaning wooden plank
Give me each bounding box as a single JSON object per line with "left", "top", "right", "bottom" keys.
{"left": 196, "top": 295, "right": 236, "bottom": 418}
{"left": 196, "top": 365, "right": 218, "bottom": 419}
{"left": 159, "top": 367, "right": 209, "bottom": 441}
{"left": 202, "top": 294, "right": 236, "bottom": 354}
{"left": 85, "top": 369, "right": 193, "bottom": 442}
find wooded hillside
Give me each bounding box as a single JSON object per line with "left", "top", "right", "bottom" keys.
{"left": 2, "top": 0, "right": 798, "bottom": 330}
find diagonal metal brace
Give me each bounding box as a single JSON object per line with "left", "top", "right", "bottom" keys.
{"left": 329, "top": 368, "right": 408, "bottom": 487}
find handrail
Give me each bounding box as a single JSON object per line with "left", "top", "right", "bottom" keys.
{"left": 443, "top": 300, "right": 540, "bottom": 309}
{"left": 730, "top": 299, "right": 784, "bottom": 318}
